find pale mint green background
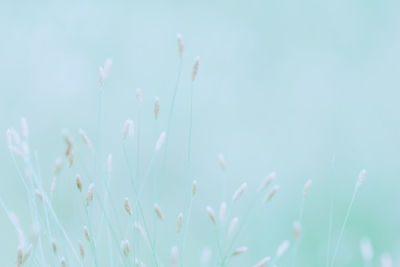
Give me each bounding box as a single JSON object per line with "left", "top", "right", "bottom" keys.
{"left": 1, "top": 0, "right": 400, "bottom": 266}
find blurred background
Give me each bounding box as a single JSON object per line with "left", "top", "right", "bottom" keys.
{"left": 1, "top": 0, "right": 400, "bottom": 266}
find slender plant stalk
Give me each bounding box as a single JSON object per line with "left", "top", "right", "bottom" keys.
{"left": 179, "top": 82, "right": 196, "bottom": 266}
{"left": 325, "top": 156, "right": 336, "bottom": 267}
{"left": 330, "top": 186, "right": 359, "bottom": 267}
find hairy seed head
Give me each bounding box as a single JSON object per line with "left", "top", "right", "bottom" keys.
{"left": 232, "top": 182, "right": 247, "bottom": 201}
{"left": 154, "top": 204, "right": 163, "bottom": 220}
{"left": 206, "top": 206, "right": 215, "bottom": 223}
{"left": 232, "top": 246, "right": 248, "bottom": 256}
{"left": 124, "top": 198, "right": 132, "bottom": 216}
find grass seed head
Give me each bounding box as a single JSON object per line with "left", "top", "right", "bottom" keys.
{"left": 154, "top": 97, "right": 160, "bottom": 119}
{"left": 276, "top": 240, "right": 290, "bottom": 257}
{"left": 122, "top": 119, "right": 134, "bottom": 139}
{"left": 218, "top": 153, "right": 226, "bottom": 170}
{"left": 76, "top": 174, "right": 83, "bottom": 192}
{"left": 51, "top": 239, "right": 57, "bottom": 254}
{"left": 83, "top": 226, "right": 90, "bottom": 242}
{"left": 381, "top": 253, "right": 392, "bottom": 267}
{"left": 232, "top": 182, "right": 247, "bottom": 201}
{"left": 356, "top": 169, "right": 366, "bottom": 189}
{"left": 79, "top": 240, "right": 85, "bottom": 259}
{"left": 260, "top": 172, "right": 276, "bottom": 191}
{"left": 232, "top": 246, "right": 248, "bottom": 256}
{"left": 303, "top": 179, "right": 312, "bottom": 197}
{"left": 228, "top": 217, "right": 239, "bottom": 237}
{"left": 192, "top": 56, "right": 200, "bottom": 81}
{"left": 177, "top": 34, "right": 184, "bottom": 57}
{"left": 177, "top": 212, "right": 183, "bottom": 232}
{"left": 86, "top": 183, "right": 94, "bottom": 206}
{"left": 206, "top": 206, "right": 216, "bottom": 223}
{"left": 253, "top": 256, "right": 271, "bottom": 267}
{"left": 155, "top": 131, "right": 166, "bottom": 151}
{"left": 219, "top": 202, "right": 227, "bottom": 222}
{"left": 154, "top": 203, "right": 163, "bottom": 220}
{"left": 124, "top": 198, "right": 132, "bottom": 216}
{"left": 192, "top": 180, "right": 197, "bottom": 196}
{"left": 171, "top": 246, "right": 178, "bottom": 267}
{"left": 78, "top": 128, "right": 92, "bottom": 149}
{"left": 360, "top": 238, "right": 373, "bottom": 262}
{"left": 136, "top": 88, "right": 143, "bottom": 103}
{"left": 266, "top": 185, "right": 280, "bottom": 202}
{"left": 35, "top": 189, "right": 43, "bottom": 201}
{"left": 293, "top": 221, "right": 301, "bottom": 241}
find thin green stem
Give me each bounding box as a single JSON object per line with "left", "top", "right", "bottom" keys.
{"left": 325, "top": 156, "right": 336, "bottom": 267}
{"left": 330, "top": 187, "right": 359, "bottom": 267}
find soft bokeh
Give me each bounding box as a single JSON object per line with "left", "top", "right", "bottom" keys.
{"left": 1, "top": 0, "right": 400, "bottom": 266}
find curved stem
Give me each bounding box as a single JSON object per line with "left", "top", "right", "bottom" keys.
{"left": 330, "top": 187, "right": 358, "bottom": 267}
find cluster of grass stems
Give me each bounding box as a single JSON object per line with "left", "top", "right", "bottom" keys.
{"left": 0, "top": 35, "right": 392, "bottom": 267}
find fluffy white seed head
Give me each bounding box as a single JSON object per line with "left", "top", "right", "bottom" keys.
{"left": 177, "top": 34, "right": 184, "bottom": 57}
{"left": 266, "top": 185, "right": 280, "bottom": 202}
{"left": 360, "top": 238, "right": 373, "bottom": 262}
{"left": 192, "top": 180, "right": 197, "bottom": 196}
{"left": 356, "top": 169, "right": 366, "bottom": 189}
{"left": 303, "top": 179, "right": 312, "bottom": 197}
{"left": 381, "top": 253, "right": 392, "bottom": 267}
{"left": 154, "top": 97, "right": 160, "bottom": 119}
{"left": 218, "top": 154, "right": 226, "bottom": 170}
{"left": 55, "top": 157, "right": 62, "bottom": 175}
{"left": 78, "top": 128, "right": 92, "bottom": 149}
{"left": 136, "top": 88, "right": 143, "bottom": 103}
{"left": 206, "top": 206, "right": 215, "bottom": 223}
{"left": 20, "top": 117, "right": 29, "bottom": 139}
{"left": 253, "top": 256, "right": 271, "bottom": 267}
{"left": 232, "top": 182, "right": 247, "bottom": 201}
{"left": 170, "top": 246, "right": 178, "bottom": 267}
{"left": 99, "top": 58, "right": 112, "bottom": 85}
{"left": 192, "top": 56, "right": 200, "bottom": 81}
{"left": 276, "top": 240, "right": 290, "bottom": 257}
{"left": 86, "top": 184, "right": 94, "bottom": 206}
{"left": 134, "top": 222, "right": 146, "bottom": 239}
{"left": 122, "top": 120, "right": 134, "bottom": 139}
{"left": 155, "top": 131, "right": 166, "bottom": 151}
{"left": 228, "top": 217, "right": 239, "bottom": 237}
{"left": 293, "top": 221, "right": 301, "bottom": 241}
{"left": 260, "top": 172, "right": 276, "bottom": 190}
{"left": 219, "top": 202, "right": 227, "bottom": 222}
{"left": 177, "top": 213, "right": 183, "bottom": 232}
{"left": 232, "top": 246, "right": 248, "bottom": 256}
{"left": 154, "top": 203, "right": 163, "bottom": 220}
{"left": 107, "top": 154, "right": 112, "bottom": 174}
{"left": 124, "top": 198, "right": 132, "bottom": 216}
{"left": 201, "top": 247, "right": 212, "bottom": 264}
